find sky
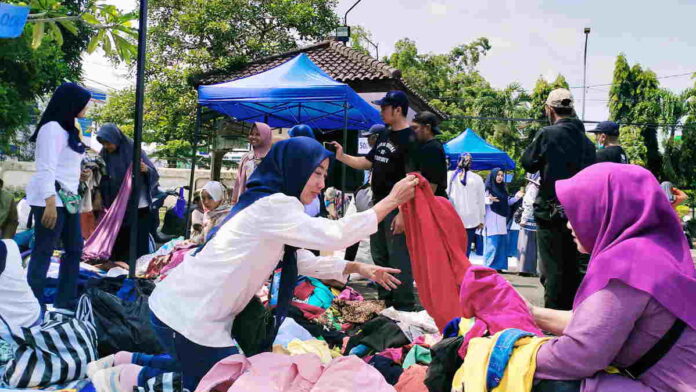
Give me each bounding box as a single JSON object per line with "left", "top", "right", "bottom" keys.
{"left": 83, "top": 0, "right": 696, "bottom": 124}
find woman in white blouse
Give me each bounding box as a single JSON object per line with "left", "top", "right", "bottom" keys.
{"left": 88, "top": 137, "right": 418, "bottom": 392}
{"left": 26, "top": 83, "right": 91, "bottom": 313}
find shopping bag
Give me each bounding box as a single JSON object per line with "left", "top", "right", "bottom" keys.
{"left": 0, "top": 296, "right": 98, "bottom": 388}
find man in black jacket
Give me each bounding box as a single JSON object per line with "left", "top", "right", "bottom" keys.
{"left": 521, "top": 88, "right": 596, "bottom": 310}
{"left": 588, "top": 121, "right": 629, "bottom": 164}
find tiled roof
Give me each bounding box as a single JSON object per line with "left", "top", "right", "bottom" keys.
{"left": 200, "top": 41, "right": 401, "bottom": 84}
{"left": 198, "top": 40, "right": 446, "bottom": 120}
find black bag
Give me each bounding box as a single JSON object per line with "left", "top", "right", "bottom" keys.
{"left": 85, "top": 287, "right": 164, "bottom": 356}
{"left": 231, "top": 296, "right": 274, "bottom": 357}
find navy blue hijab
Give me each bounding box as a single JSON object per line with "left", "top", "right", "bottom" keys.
{"left": 205, "top": 137, "right": 332, "bottom": 348}
{"left": 485, "top": 168, "right": 509, "bottom": 217}
{"left": 96, "top": 124, "right": 160, "bottom": 209}
{"left": 30, "top": 83, "right": 91, "bottom": 154}
{"left": 288, "top": 124, "right": 315, "bottom": 139}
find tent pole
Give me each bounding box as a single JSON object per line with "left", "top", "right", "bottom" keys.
{"left": 128, "top": 0, "right": 149, "bottom": 278}
{"left": 184, "top": 105, "right": 201, "bottom": 240}
{"left": 342, "top": 102, "right": 348, "bottom": 216}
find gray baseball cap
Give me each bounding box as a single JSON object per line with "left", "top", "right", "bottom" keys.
{"left": 546, "top": 88, "right": 574, "bottom": 109}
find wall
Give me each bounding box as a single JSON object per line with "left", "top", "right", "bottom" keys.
{"left": 0, "top": 161, "right": 237, "bottom": 206}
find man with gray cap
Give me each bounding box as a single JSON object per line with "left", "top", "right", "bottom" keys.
{"left": 588, "top": 121, "right": 629, "bottom": 164}
{"left": 521, "top": 88, "right": 596, "bottom": 310}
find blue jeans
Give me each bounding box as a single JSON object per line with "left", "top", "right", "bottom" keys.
{"left": 484, "top": 234, "right": 508, "bottom": 270}
{"left": 28, "top": 206, "right": 82, "bottom": 310}
{"left": 148, "top": 311, "right": 238, "bottom": 391}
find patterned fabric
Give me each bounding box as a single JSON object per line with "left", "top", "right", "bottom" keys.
{"left": 134, "top": 372, "right": 184, "bottom": 392}
{"left": 333, "top": 300, "right": 386, "bottom": 324}
{"left": 0, "top": 296, "right": 98, "bottom": 388}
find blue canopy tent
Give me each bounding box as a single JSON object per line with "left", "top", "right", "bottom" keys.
{"left": 444, "top": 128, "right": 515, "bottom": 171}
{"left": 184, "top": 54, "right": 382, "bottom": 234}
{"left": 197, "top": 53, "right": 382, "bottom": 130}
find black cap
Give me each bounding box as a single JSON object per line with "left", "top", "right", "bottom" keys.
{"left": 363, "top": 124, "right": 386, "bottom": 137}
{"left": 372, "top": 90, "right": 409, "bottom": 109}
{"left": 589, "top": 121, "right": 620, "bottom": 136}
{"left": 413, "top": 111, "right": 441, "bottom": 134}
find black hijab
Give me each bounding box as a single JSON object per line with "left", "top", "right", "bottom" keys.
{"left": 30, "top": 82, "right": 91, "bottom": 154}
{"left": 485, "top": 168, "right": 509, "bottom": 217}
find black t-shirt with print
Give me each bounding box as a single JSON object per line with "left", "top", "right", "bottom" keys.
{"left": 366, "top": 127, "right": 419, "bottom": 202}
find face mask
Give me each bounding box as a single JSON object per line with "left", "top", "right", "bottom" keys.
{"left": 596, "top": 142, "right": 605, "bottom": 149}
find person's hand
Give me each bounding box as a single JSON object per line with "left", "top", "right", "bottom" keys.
{"left": 330, "top": 142, "right": 344, "bottom": 160}
{"left": 80, "top": 169, "right": 91, "bottom": 182}
{"left": 391, "top": 211, "right": 405, "bottom": 235}
{"left": 140, "top": 161, "right": 149, "bottom": 173}
{"left": 489, "top": 196, "right": 500, "bottom": 203}
{"left": 477, "top": 223, "right": 484, "bottom": 230}
{"left": 42, "top": 197, "right": 58, "bottom": 230}
{"left": 357, "top": 263, "right": 402, "bottom": 291}
{"left": 387, "top": 175, "right": 419, "bottom": 206}
{"left": 515, "top": 190, "right": 525, "bottom": 199}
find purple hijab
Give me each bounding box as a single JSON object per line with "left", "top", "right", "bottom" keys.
{"left": 556, "top": 163, "right": 696, "bottom": 329}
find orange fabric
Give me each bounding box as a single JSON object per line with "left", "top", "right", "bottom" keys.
{"left": 672, "top": 187, "right": 688, "bottom": 209}
{"left": 402, "top": 172, "right": 471, "bottom": 331}
{"left": 395, "top": 364, "right": 428, "bottom": 392}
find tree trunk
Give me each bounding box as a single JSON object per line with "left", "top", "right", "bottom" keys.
{"left": 210, "top": 149, "right": 230, "bottom": 181}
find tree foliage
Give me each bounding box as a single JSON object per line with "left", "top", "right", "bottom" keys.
{"left": 0, "top": 0, "right": 136, "bottom": 158}
{"left": 94, "top": 0, "right": 340, "bottom": 166}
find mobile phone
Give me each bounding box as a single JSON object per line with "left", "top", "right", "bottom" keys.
{"left": 323, "top": 142, "right": 336, "bottom": 152}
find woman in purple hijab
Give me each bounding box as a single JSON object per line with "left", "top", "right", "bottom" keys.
{"left": 529, "top": 163, "right": 696, "bottom": 392}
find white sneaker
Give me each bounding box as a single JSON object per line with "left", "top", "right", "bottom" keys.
{"left": 91, "top": 365, "right": 124, "bottom": 392}
{"left": 87, "top": 354, "right": 116, "bottom": 379}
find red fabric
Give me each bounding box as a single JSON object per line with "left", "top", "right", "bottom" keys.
{"left": 80, "top": 212, "right": 97, "bottom": 240}
{"left": 402, "top": 172, "right": 471, "bottom": 331}
{"left": 457, "top": 265, "right": 543, "bottom": 358}
{"left": 291, "top": 302, "right": 326, "bottom": 319}
{"left": 293, "top": 281, "right": 315, "bottom": 301}
{"left": 394, "top": 365, "right": 428, "bottom": 392}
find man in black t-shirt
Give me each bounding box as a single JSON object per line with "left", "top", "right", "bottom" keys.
{"left": 588, "top": 121, "right": 629, "bottom": 164}
{"left": 332, "top": 90, "right": 418, "bottom": 310}
{"left": 412, "top": 111, "right": 448, "bottom": 198}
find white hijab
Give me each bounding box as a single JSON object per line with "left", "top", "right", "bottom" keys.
{"left": 202, "top": 181, "right": 226, "bottom": 202}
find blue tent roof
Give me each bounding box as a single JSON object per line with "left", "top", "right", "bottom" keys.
{"left": 444, "top": 128, "right": 515, "bottom": 170}
{"left": 198, "top": 54, "right": 382, "bottom": 130}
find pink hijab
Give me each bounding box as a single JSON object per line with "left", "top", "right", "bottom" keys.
{"left": 556, "top": 163, "right": 696, "bottom": 329}
{"left": 231, "top": 122, "right": 272, "bottom": 203}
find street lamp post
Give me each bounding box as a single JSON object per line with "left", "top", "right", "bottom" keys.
{"left": 128, "top": 0, "right": 149, "bottom": 276}
{"left": 582, "top": 27, "right": 591, "bottom": 121}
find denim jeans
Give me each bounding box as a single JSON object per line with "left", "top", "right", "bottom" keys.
{"left": 465, "top": 228, "right": 477, "bottom": 258}
{"left": 487, "top": 329, "right": 534, "bottom": 390}
{"left": 149, "top": 311, "right": 238, "bottom": 391}
{"left": 28, "top": 206, "right": 82, "bottom": 310}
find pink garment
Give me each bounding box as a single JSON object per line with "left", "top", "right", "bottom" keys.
{"left": 231, "top": 122, "right": 272, "bottom": 203}
{"left": 394, "top": 365, "right": 428, "bottom": 392}
{"left": 377, "top": 347, "right": 404, "bottom": 364}
{"left": 159, "top": 247, "right": 194, "bottom": 278}
{"left": 83, "top": 165, "right": 132, "bottom": 260}
{"left": 294, "top": 281, "right": 315, "bottom": 301}
{"left": 338, "top": 287, "right": 364, "bottom": 301}
{"left": 457, "top": 265, "right": 542, "bottom": 358}
{"left": 402, "top": 173, "right": 471, "bottom": 331}
{"left": 196, "top": 353, "right": 395, "bottom": 392}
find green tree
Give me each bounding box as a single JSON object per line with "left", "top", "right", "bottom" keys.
{"left": 608, "top": 54, "right": 663, "bottom": 177}
{"left": 619, "top": 125, "right": 648, "bottom": 167}
{"left": 0, "top": 0, "right": 136, "bottom": 157}
{"left": 95, "top": 0, "right": 340, "bottom": 167}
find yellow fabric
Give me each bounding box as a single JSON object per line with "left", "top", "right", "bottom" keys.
{"left": 451, "top": 330, "right": 550, "bottom": 392}
{"left": 286, "top": 339, "right": 333, "bottom": 364}
{"left": 459, "top": 317, "right": 476, "bottom": 336}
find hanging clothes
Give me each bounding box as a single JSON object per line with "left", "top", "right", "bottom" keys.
{"left": 401, "top": 172, "right": 471, "bottom": 331}
{"left": 83, "top": 166, "right": 133, "bottom": 261}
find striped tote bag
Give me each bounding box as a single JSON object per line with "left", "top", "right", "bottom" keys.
{"left": 1, "top": 295, "right": 98, "bottom": 388}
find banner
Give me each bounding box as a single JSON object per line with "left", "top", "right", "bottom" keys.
{"left": 0, "top": 3, "right": 30, "bottom": 39}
